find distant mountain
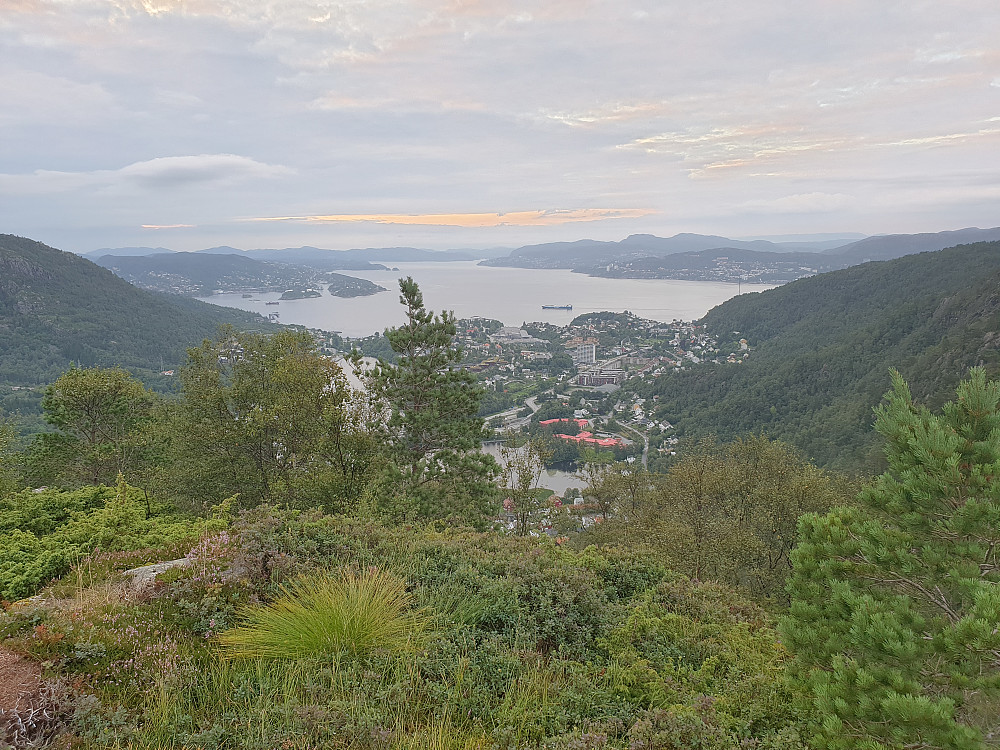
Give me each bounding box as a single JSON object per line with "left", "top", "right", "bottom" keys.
{"left": 600, "top": 247, "right": 843, "bottom": 283}
{"left": 194, "top": 246, "right": 382, "bottom": 271}
{"left": 482, "top": 232, "right": 827, "bottom": 270}
{"left": 822, "top": 226, "right": 1000, "bottom": 263}
{"left": 84, "top": 246, "right": 175, "bottom": 258}
{"left": 484, "top": 227, "right": 1000, "bottom": 285}
{"left": 94, "top": 252, "right": 384, "bottom": 298}
{"left": 193, "top": 245, "right": 512, "bottom": 268}
{"left": 636, "top": 240, "right": 1000, "bottom": 472}
{"left": 0, "top": 235, "right": 275, "bottom": 388}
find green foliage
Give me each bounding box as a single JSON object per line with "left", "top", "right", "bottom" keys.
{"left": 585, "top": 436, "right": 848, "bottom": 600}
{"left": 0, "top": 482, "right": 205, "bottom": 600}
{"left": 171, "top": 326, "right": 377, "bottom": 510}
{"left": 35, "top": 366, "right": 156, "bottom": 487}
{"left": 0, "top": 416, "right": 19, "bottom": 497}
{"left": 783, "top": 368, "right": 1000, "bottom": 749}
{"left": 219, "top": 568, "right": 427, "bottom": 660}
{"left": 498, "top": 433, "right": 552, "bottom": 535}
{"left": 638, "top": 241, "right": 1000, "bottom": 472}
{"left": 601, "top": 577, "right": 807, "bottom": 745}
{"left": 368, "top": 278, "right": 498, "bottom": 525}
{"left": 1, "top": 506, "right": 812, "bottom": 749}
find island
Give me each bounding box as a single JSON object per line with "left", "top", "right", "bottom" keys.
{"left": 327, "top": 273, "right": 386, "bottom": 298}
{"left": 279, "top": 289, "right": 323, "bottom": 300}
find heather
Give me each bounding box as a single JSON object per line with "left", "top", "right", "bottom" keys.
{"left": 1, "top": 508, "right": 811, "bottom": 749}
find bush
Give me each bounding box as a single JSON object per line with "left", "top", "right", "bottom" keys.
{"left": 0, "top": 482, "right": 208, "bottom": 601}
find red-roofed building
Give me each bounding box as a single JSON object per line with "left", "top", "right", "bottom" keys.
{"left": 539, "top": 418, "right": 590, "bottom": 428}
{"left": 553, "top": 431, "right": 623, "bottom": 448}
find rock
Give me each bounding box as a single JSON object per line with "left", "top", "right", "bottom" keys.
{"left": 123, "top": 558, "right": 190, "bottom": 590}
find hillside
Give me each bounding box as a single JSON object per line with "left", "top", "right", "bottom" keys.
{"left": 94, "top": 252, "right": 385, "bottom": 298}
{"left": 635, "top": 241, "right": 1000, "bottom": 472}
{"left": 481, "top": 232, "right": 794, "bottom": 269}
{"left": 598, "top": 246, "right": 843, "bottom": 283}
{"left": 0, "top": 235, "right": 275, "bottom": 390}
{"left": 483, "top": 227, "right": 1000, "bottom": 284}
{"left": 822, "top": 226, "right": 1000, "bottom": 263}
{"left": 194, "top": 245, "right": 511, "bottom": 265}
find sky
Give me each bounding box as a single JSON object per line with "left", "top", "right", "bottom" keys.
{"left": 1, "top": 0, "right": 999, "bottom": 253}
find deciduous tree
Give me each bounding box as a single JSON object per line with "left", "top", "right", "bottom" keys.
{"left": 174, "top": 327, "right": 371, "bottom": 509}
{"left": 37, "top": 366, "right": 155, "bottom": 486}
{"left": 498, "top": 432, "right": 551, "bottom": 535}
{"left": 639, "top": 435, "right": 844, "bottom": 596}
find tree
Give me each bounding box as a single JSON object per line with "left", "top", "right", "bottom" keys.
{"left": 582, "top": 459, "right": 658, "bottom": 542}
{"left": 368, "top": 278, "right": 498, "bottom": 524}
{"left": 0, "top": 417, "right": 19, "bottom": 497}
{"left": 173, "top": 327, "right": 371, "bottom": 509}
{"left": 498, "top": 432, "right": 551, "bottom": 535}
{"left": 782, "top": 368, "right": 1000, "bottom": 749}
{"left": 635, "top": 435, "right": 844, "bottom": 596}
{"left": 37, "top": 366, "right": 155, "bottom": 486}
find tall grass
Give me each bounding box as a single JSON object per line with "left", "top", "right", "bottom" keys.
{"left": 219, "top": 568, "right": 426, "bottom": 660}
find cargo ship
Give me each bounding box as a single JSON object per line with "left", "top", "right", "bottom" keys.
{"left": 541, "top": 304, "right": 572, "bottom": 310}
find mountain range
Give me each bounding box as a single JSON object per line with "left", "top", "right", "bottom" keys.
{"left": 481, "top": 226, "right": 1000, "bottom": 282}
{"left": 93, "top": 252, "right": 385, "bottom": 298}
{"left": 85, "top": 245, "right": 512, "bottom": 267}
{"left": 86, "top": 227, "right": 1000, "bottom": 286}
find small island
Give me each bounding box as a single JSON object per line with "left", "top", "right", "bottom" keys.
{"left": 327, "top": 273, "right": 386, "bottom": 298}
{"left": 279, "top": 289, "right": 322, "bottom": 300}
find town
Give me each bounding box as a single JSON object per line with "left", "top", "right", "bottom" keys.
{"left": 317, "top": 310, "right": 753, "bottom": 476}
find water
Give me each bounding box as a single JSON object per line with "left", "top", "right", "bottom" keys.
{"left": 481, "top": 442, "right": 587, "bottom": 496}
{"left": 200, "top": 261, "right": 773, "bottom": 337}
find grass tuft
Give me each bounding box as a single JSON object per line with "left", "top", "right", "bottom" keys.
{"left": 218, "top": 568, "right": 425, "bottom": 660}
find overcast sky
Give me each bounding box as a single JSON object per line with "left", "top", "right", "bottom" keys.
{"left": 2, "top": 0, "right": 999, "bottom": 252}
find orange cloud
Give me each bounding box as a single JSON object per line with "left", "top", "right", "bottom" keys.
{"left": 248, "top": 208, "right": 655, "bottom": 227}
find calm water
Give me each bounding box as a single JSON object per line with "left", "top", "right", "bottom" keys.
{"left": 200, "top": 261, "right": 773, "bottom": 337}
{"left": 481, "top": 443, "right": 587, "bottom": 495}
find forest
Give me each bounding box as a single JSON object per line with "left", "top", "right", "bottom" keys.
{"left": 633, "top": 241, "right": 1000, "bottom": 473}
{"left": 2, "top": 256, "right": 1000, "bottom": 748}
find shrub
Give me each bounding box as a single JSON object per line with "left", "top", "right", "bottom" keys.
{"left": 0, "top": 483, "right": 207, "bottom": 601}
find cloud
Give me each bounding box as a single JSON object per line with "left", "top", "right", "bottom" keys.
{"left": 739, "top": 192, "right": 856, "bottom": 214}
{"left": 117, "top": 154, "right": 293, "bottom": 187}
{"left": 0, "top": 69, "right": 119, "bottom": 123}
{"left": 0, "top": 155, "right": 293, "bottom": 195}
{"left": 141, "top": 223, "right": 196, "bottom": 229}
{"left": 248, "top": 208, "right": 657, "bottom": 227}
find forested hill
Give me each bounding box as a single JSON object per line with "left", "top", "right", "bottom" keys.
{"left": 640, "top": 241, "right": 1000, "bottom": 473}
{"left": 0, "top": 234, "right": 274, "bottom": 387}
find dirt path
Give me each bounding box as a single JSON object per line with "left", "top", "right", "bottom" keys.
{"left": 0, "top": 646, "right": 41, "bottom": 713}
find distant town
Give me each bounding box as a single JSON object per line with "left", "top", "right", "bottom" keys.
{"left": 312, "top": 310, "right": 751, "bottom": 473}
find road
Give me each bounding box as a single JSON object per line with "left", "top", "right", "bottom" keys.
{"left": 491, "top": 392, "right": 543, "bottom": 431}
{"left": 617, "top": 422, "right": 650, "bottom": 468}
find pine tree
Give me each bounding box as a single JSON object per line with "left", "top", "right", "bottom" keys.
{"left": 782, "top": 368, "right": 1000, "bottom": 749}
{"left": 369, "top": 278, "right": 497, "bottom": 524}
